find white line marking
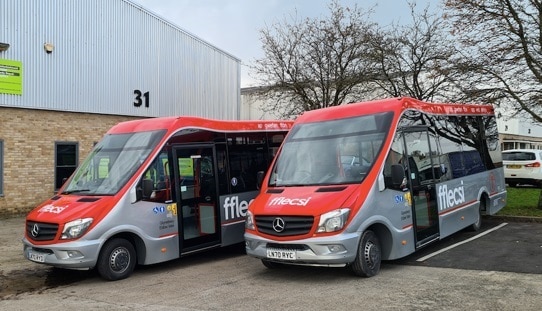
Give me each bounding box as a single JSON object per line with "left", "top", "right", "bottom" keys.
{"left": 416, "top": 222, "right": 508, "bottom": 262}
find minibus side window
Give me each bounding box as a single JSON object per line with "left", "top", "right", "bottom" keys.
{"left": 227, "top": 133, "right": 268, "bottom": 193}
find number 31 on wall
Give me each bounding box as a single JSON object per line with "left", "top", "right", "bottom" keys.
{"left": 133, "top": 90, "right": 150, "bottom": 108}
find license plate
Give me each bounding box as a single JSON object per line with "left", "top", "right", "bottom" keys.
{"left": 266, "top": 249, "right": 296, "bottom": 260}
{"left": 28, "top": 251, "right": 46, "bottom": 263}
{"left": 507, "top": 165, "right": 522, "bottom": 169}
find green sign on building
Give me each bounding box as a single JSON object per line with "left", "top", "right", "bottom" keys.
{"left": 0, "top": 59, "right": 22, "bottom": 95}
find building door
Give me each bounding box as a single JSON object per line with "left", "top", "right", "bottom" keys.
{"left": 401, "top": 128, "right": 440, "bottom": 247}
{"left": 173, "top": 145, "right": 220, "bottom": 251}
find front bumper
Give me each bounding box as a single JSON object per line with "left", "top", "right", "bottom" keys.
{"left": 22, "top": 237, "right": 102, "bottom": 270}
{"left": 244, "top": 231, "right": 360, "bottom": 266}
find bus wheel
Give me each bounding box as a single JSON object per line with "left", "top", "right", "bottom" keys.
{"left": 349, "top": 230, "right": 381, "bottom": 277}
{"left": 261, "top": 259, "right": 282, "bottom": 269}
{"left": 468, "top": 199, "right": 485, "bottom": 232}
{"left": 97, "top": 238, "right": 136, "bottom": 281}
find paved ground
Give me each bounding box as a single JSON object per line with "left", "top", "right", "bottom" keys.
{"left": 1, "top": 215, "right": 542, "bottom": 310}
{"left": 394, "top": 216, "right": 542, "bottom": 274}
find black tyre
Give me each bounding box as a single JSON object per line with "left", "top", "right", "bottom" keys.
{"left": 97, "top": 238, "right": 136, "bottom": 281}
{"left": 349, "top": 230, "right": 381, "bottom": 277}
{"left": 508, "top": 182, "right": 518, "bottom": 187}
{"left": 468, "top": 199, "right": 485, "bottom": 232}
{"left": 261, "top": 259, "right": 282, "bottom": 269}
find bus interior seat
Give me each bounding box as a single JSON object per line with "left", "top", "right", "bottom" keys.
{"left": 156, "top": 177, "right": 167, "bottom": 190}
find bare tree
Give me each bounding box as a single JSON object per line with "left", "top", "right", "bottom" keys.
{"left": 370, "top": 2, "right": 458, "bottom": 102}
{"left": 443, "top": 0, "right": 542, "bottom": 120}
{"left": 251, "top": 0, "right": 542, "bottom": 120}
{"left": 250, "top": 0, "right": 379, "bottom": 119}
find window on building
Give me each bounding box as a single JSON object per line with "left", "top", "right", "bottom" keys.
{"left": 55, "top": 142, "right": 78, "bottom": 190}
{"left": 502, "top": 142, "right": 514, "bottom": 150}
{"left": 0, "top": 139, "right": 3, "bottom": 196}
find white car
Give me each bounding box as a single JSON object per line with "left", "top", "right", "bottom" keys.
{"left": 502, "top": 149, "right": 542, "bottom": 187}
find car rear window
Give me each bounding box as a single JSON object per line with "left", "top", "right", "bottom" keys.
{"left": 502, "top": 152, "right": 536, "bottom": 161}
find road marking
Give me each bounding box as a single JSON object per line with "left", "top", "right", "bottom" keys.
{"left": 416, "top": 222, "right": 508, "bottom": 262}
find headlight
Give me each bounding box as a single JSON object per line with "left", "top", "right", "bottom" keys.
{"left": 61, "top": 218, "right": 93, "bottom": 239}
{"left": 245, "top": 210, "right": 255, "bottom": 230}
{"left": 317, "top": 209, "right": 350, "bottom": 233}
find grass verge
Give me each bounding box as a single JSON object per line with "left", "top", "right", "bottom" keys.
{"left": 498, "top": 187, "right": 542, "bottom": 218}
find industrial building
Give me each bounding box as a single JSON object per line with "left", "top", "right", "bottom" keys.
{"left": 0, "top": 0, "right": 241, "bottom": 216}
{"left": 498, "top": 114, "right": 542, "bottom": 150}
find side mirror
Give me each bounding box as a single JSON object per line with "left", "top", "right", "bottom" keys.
{"left": 142, "top": 178, "right": 154, "bottom": 198}
{"left": 391, "top": 164, "right": 406, "bottom": 189}
{"left": 256, "top": 171, "right": 265, "bottom": 189}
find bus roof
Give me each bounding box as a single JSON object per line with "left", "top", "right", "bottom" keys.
{"left": 295, "top": 97, "right": 495, "bottom": 123}
{"left": 107, "top": 116, "right": 294, "bottom": 134}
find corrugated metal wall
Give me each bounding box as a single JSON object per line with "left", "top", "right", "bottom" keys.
{"left": 0, "top": 0, "right": 241, "bottom": 119}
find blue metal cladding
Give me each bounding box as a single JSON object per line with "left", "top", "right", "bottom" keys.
{"left": 0, "top": 0, "right": 241, "bottom": 119}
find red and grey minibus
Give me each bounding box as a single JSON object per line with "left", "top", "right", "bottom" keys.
{"left": 245, "top": 97, "right": 507, "bottom": 277}
{"left": 23, "top": 116, "right": 293, "bottom": 280}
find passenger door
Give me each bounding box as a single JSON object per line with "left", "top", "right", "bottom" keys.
{"left": 401, "top": 128, "right": 440, "bottom": 247}
{"left": 173, "top": 145, "right": 220, "bottom": 251}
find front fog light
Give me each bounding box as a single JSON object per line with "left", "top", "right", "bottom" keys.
{"left": 67, "top": 250, "right": 84, "bottom": 258}
{"left": 245, "top": 240, "right": 257, "bottom": 250}
{"left": 327, "top": 245, "right": 346, "bottom": 253}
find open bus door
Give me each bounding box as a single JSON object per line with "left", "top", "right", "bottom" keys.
{"left": 173, "top": 144, "right": 221, "bottom": 251}
{"left": 400, "top": 127, "right": 440, "bottom": 248}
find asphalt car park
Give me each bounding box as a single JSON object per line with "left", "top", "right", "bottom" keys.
{"left": 392, "top": 216, "right": 542, "bottom": 275}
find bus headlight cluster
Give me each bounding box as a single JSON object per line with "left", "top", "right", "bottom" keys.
{"left": 61, "top": 218, "right": 93, "bottom": 239}
{"left": 245, "top": 211, "right": 255, "bottom": 230}
{"left": 317, "top": 209, "right": 350, "bottom": 233}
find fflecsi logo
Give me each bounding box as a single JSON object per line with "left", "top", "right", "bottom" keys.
{"left": 268, "top": 197, "right": 312, "bottom": 206}
{"left": 223, "top": 196, "right": 253, "bottom": 221}
{"left": 438, "top": 181, "right": 465, "bottom": 211}
{"left": 38, "top": 204, "right": 66, "bottom": 214}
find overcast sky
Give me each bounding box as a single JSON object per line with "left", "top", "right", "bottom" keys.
{"left": 129, "top": 0, "right": 438, "bottom": 87}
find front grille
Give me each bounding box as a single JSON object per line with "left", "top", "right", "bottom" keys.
{"left": 255, "top": 215, "right": 314, "bottom": 236}
{"left": 26, "top": 221, "right": 59, "bottom": 241}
